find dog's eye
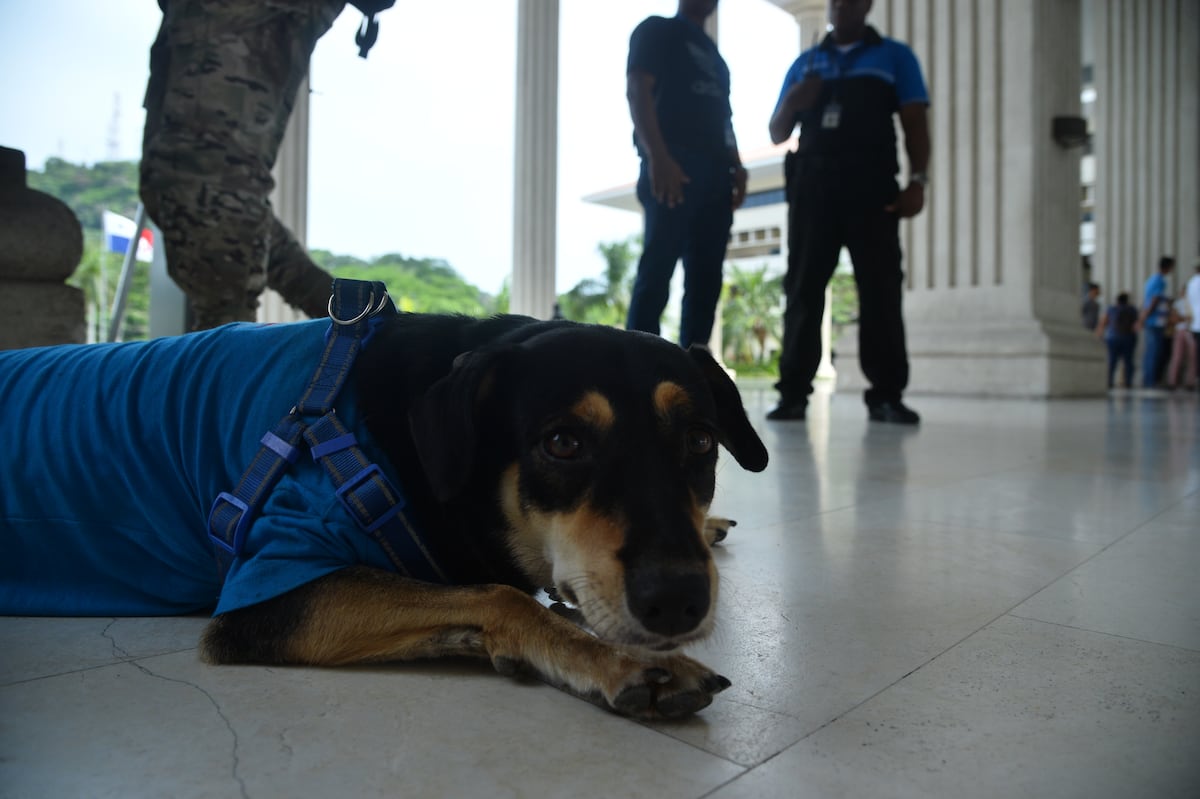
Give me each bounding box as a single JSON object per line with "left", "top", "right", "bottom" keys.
{"left": 542, "top": 431, "right": 583, "bottom": 460}
{"left": 686, "top": 428, "right": 714, "bottom": 455}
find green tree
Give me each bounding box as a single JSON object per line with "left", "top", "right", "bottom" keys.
{"left": 829, "top": 265, "right": 860, "bottom": 334}
{"left": 322, "top": 251, "right": 498, "bottom": 316}
{"left": 27, "top": 158, "right": 140, "bottom": 230}
{"left": 26, "top": 158, "right": 501, "bottom": 334}
{"left": 557, "top": 236, "right": 638, "bottom": 325}
{"left": 722, "top": 264, "right": 783, "bottom": 366}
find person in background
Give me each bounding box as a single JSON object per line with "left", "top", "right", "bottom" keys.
{"left": 1096, "top": 291, "right": 1139, "bottom": 390}
{"left": 1082, "top": 282, "right": 1101, "bottom": 331}
{"left": 1139, "top": 255, "right": 1174, "bottom": 388}
{"left": 1165, "top": 286, "right": 1196, "bottom": 390}
{"left": 624, "top": 0, "right": 748, "bottom": 349}
{"left": 140, "top": 0, "right": 394, "bottom": 331}
{"left": 766, "top": 0, "right": 929, "bottom": 424}
{"left": 1187, "top": 262, "right": 1200, "bottom": 388}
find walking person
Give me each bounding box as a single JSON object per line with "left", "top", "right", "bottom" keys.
{"left": 1139, "top": 256, "right": 1175, "bottom": 388}
{"left": 1082, "top": 282, "right": 1101, "bottom": 331}
{"left": 624, "top": 0, "right": 748, "bottom": 349}
{"left": 766, "top": 0, "right": 929, "bottom": 424}
{"left": 1187, "top": 262, "right": 1200, "bottom": 388}
{"left": 140, "top": 0, "right": 395, "bottom": 331}
{"left": 1097, "top": 292, "right": 1139, "bottom": 390}
{"left": 1165, "top": 287, "right": 1196, "bottom": 390}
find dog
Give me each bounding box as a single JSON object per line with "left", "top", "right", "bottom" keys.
{"left": 0, "top": 299, "right": 767, "bottom": 719}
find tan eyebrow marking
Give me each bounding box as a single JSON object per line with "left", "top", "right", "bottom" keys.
{"left": 653, "top": 381, "right": 692, "bottom": 423}
{"left": 571, "top": 390, "right": 615, "bottom": 430}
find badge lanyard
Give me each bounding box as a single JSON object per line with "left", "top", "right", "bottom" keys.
{"left": 820, "top": 43, "right": 864, "bottom": 131}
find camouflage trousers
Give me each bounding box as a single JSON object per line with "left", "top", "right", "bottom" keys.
{"left": 140, "top": 0, "right": 346, "bottom": 330}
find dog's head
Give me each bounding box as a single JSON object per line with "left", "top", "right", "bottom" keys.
{"left": 408, "top": 324, "right": 767, "bottom": 651}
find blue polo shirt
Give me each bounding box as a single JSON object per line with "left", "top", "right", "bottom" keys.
{"left": 1142, "top": 273, "right": 1170, "bottom": 329}
{"left": 628, "top": 14, "right": 734, "bottom": 158}
{"left": 775, "top": 26, "right": 928, "bottom": 179}
{"left": 0, "top": 320, "right": 397, "bottom": 617}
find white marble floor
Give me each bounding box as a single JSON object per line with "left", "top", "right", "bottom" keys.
{"left": 2, "top": 387, "right": 1198, "bottom": 799}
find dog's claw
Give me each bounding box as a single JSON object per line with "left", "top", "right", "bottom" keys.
{"left": 701, "top": 673, "right": 732, "bottom": 694}
{"left": 703, "top": 516, "right": 737, "bottom": 546}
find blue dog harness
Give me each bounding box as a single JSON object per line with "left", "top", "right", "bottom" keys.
{"left": 208, "top": 279, "right": 445, "bottom": 586}
{"left": 0, "top": 279, "right": 444, "bottom": 617}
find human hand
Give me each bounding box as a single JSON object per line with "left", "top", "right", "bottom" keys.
{"left": 884, "top": 183, "right": 925, "bottom": 218}
{"left": 731, "top": 165, "right": 748, "bottom": 209}
{"left": 788, "top": 74, "right": 824, "bottom": 113}
{"left": 649, "top": 155, "right": 689, "bottom": 208}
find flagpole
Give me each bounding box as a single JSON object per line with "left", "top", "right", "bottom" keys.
{"left": 97, "top": 236, "right": 109, "bottom": 344}
{"left": 107, "top": 203, "right": 148, "bottom": 342}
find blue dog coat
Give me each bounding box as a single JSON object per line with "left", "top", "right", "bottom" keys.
{"left": 0, "top": 320, "right": 400, "bottom": 617}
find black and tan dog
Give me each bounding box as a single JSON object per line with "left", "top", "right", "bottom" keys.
{"left": 1, "top": 311, "right": 767, "bottom": 719}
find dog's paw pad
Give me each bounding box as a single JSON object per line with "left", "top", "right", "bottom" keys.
{"left": 612, "top": 683, "right": 655, "bottom": 715}
{"left": 492, "top": 655, "right": 530, "bottom": 679}
{"left": 655, "top": 690, "right": 715, "bottom": 719}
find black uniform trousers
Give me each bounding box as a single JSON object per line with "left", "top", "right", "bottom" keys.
{"left": 776, "top": 157, "right": 909, "bottom": 407}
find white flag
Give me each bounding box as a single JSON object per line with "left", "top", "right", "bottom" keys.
{"left": 102, "top": 210, "right": 154, "bottom": 263}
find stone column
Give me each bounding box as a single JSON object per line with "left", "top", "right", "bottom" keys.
{"left": 864, "top": 0, "right": 1100, "bottom": 396}
{"left": 1090, "top": 0, "right": 1199, "bottom": 304}
{"left": 260, "top": 74, "right": 311, "bottom": 324}
{"left": 511, "top": 0, "right": 559, "bottom": 319}
{"left": 0, "top": 147, "right": 85, "bottom": 349}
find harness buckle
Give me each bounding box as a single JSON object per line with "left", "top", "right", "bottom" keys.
{"left": 207, "top": 492, "right": 252, "bottom": 557}
{"left": 336, "top": 464, "right": 405, "bottom": 533}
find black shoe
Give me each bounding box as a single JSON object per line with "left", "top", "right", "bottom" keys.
{"left": 767, "top": 401, "right": 807, "bottom": 421}
{"left": 868, "top": 400, "right": 920, "bottom": 425}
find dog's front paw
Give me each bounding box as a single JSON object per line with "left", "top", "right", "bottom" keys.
{"left": 597, "top": 653, "right": 731, "bottom": 720}
{"left": 703, "top": 516, "right": 737, "bottom": 546}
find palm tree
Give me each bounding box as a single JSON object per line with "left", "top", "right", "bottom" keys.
{"left": 722, "top": 264, "right": 783, "bottom": 365}
{"left": 558, "top": 236, "right": 638, "bottom": 326}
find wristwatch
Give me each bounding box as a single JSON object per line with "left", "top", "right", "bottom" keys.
{"left": 910, "top": 172, "right": 929, "bottom": 187}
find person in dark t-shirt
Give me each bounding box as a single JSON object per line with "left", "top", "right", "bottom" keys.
{"left": 624, "top": 0, "right": 747, "bottom": 350}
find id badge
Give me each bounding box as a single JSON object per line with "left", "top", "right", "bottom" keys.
{"left": 821, "top": 102, "right": 841, "bottom": 130}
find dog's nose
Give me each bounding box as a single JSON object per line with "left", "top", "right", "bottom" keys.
{"left": 626, "top": 570, "right": 710, "bottom": 637}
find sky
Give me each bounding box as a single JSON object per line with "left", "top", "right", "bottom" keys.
{"left": 0, "top": 0, "right": 801, "bottom": 295}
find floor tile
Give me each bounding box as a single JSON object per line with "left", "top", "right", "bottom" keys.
{"left": 1012, "top": 504, "right": 1200, "bottom": 651}
{"left": 708, "top": 616, "right": 1200, "bottom": 799}
{"left": 649, "top": 512, "right": 1096, "bottom": 764}
{"left": 0, "top": 649, "right": 743, "bottom": 799}
{"left": 0, "top": 615, "right": 209, "bottom": 685}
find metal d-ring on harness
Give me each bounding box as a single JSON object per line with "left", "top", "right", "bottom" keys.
{"left": 206, "top": 279, "right": 446, "bottom": 584}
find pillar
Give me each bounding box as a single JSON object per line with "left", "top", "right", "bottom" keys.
{"left": 1091, "top": 0, "right": 1199, "bottom": 306}
{"left": 0, "top": 146, "right": 85, "bottom": 349}
{"left": 511, "top": 0, "right": 559, "bottom": 319}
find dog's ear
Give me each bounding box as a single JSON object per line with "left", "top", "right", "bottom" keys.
{"left": 408, "top": 350, "right": 500, "bottom": 502}
{"left": 687, "top": 346, "right": 769, "bottom": 473}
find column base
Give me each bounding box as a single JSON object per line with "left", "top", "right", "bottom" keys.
{"left": 0, "top": 281, "right": 86, "bottom": 349}
{"left": 833, "top": 320, "right": 1108, "bottom": 398}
